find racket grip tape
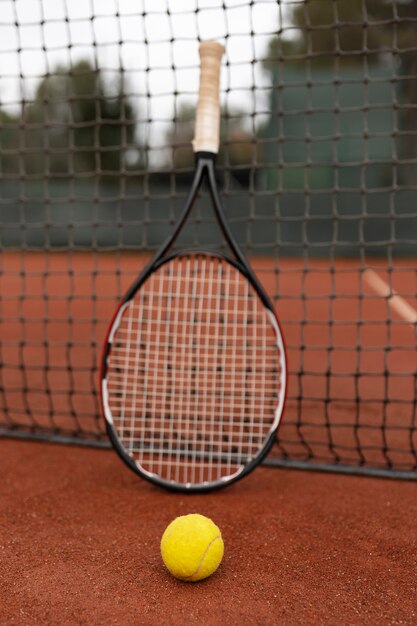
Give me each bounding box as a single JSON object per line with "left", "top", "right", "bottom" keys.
{"left": 193, "top": 41, "right": 225, "bottom": 155}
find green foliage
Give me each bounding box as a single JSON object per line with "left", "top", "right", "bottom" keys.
{"left": 263, "top": 0, "right": 417, "bottom": 70}
{"left": 0, "top": 60, "right": 141, "bottom": 180}
{"left": 0, "top": 110, "right": 20, "bottom": 174}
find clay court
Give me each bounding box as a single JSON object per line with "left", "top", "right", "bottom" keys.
{"left": 2, "top": 251, "right": 417, "bottom": 470}
{"left": 1, "top": 252, "right": 416, "bottom": 624}
{"left": 1, "top": 1, "right": 417, "bottom": 623}
{"left": 1, "top": 439, "right": 416, "bottom": 625}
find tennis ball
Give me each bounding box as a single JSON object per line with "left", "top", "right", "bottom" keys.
{"left": 160, "top": 513, "right": 224, "bottom": 582}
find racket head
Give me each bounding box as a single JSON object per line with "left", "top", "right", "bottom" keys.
{"left": 101, "top": 250, "right": 287, "bottom": 492}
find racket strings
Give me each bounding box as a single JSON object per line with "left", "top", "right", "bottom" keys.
{"left": 106, "top": 254, "right": 283, "bottom": 485}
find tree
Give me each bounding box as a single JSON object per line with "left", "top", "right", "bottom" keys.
{"left": 0, "top": 109, "right": 20, "bottom": 175}
{"left": 264, "top": 0, "right": 387, "bottom": 70}
{"left": 23, "top": 60, "right": 141, "bottom": 178}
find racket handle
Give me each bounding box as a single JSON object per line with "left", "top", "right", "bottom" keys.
{"left": 193, "top": 40, "right": 225, "bottom": 155}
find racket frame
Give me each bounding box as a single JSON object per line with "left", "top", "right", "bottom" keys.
{"left": 100, "top": 154, "right": 287, "bottom": 492}
{"left": 101, "top": 40, "right": 288, "bottom": 491}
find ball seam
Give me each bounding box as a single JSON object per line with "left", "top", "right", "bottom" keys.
{"left": 182, "top": 535, "right": 222, "bottom": 581}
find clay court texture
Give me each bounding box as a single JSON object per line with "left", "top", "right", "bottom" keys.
{"left": 1, "top": 251, "right": 417, "bottom": 472}
{"left": 0, "top": 439, "right": 416, "bottom": 625}
{"left": 0, "top": 251, "right": 416, "bottom": 624}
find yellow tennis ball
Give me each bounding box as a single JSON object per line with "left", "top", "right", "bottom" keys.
{"left": 160, "top": 513, "right": 224, "bottom": 582}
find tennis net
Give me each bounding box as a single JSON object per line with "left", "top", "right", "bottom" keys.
{"left": 1, "top": 0, "right": 417, "bottom": 479}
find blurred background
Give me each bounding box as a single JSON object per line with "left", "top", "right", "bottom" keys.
{"left": 1, "top": 0, "right": 416, "bottom": 254}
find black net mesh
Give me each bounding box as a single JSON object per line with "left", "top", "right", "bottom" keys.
{"left": 1, "top": 0, "right": 417, "bottom": 478}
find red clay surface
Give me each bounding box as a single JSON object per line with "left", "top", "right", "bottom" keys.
{"left": 1, "top": 438, "right": 416, "bottom": 626}
{"left": 1, "top": 251, "right": 417, "bottom": 471}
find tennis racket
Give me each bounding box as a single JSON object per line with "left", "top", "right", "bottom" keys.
{"left": 100, "top": 41, "right": 287, "bottom": 492}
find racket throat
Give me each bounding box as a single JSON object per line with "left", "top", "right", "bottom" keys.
{"left": 153, "top": 156, "right": 225, "bottom": 261}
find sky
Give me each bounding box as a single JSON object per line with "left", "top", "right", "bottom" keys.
{"left": 0, "top": 0, "right": 291, "bottom": 162}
